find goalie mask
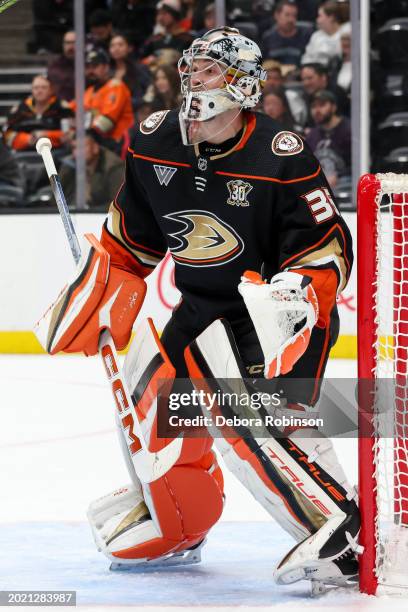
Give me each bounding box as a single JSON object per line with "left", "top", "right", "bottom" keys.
{"left": 178, "top": 27, "right": 266, "bottom": 145}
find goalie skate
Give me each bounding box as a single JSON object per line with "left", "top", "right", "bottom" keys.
{"left": 274, "top": 514, "right": 360, "bottom": 589}
{"left": 110, "top": 539, "right": 206, "bottom": 571}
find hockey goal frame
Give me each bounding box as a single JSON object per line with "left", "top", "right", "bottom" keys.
{"left": 358, "top": 172, "right": 408, "bottom": 596}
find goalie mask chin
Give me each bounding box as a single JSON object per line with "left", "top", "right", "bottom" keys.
{"left": 178, "top": 27, "right": 266, "bottom": 146}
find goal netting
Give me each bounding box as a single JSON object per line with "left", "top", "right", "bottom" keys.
{"left": 358, "top": 172, "right": 408, "bottom": 596}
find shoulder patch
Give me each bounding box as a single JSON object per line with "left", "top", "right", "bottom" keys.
{"left": 272, "top": 131, "right": 304, "bottom": 156}
{"left": 140, "top": 110, "right": 170, "bottom": 135}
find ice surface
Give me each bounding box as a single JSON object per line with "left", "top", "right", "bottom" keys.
{"left": 0, "top": 355, "right": 400, "bottom": 610}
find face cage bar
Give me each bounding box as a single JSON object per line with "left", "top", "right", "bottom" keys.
{"left": 178, "top": 49, "right": 255, "bottom": 98}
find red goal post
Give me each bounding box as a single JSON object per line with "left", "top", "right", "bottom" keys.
{"left": 358, "top": 172, "right": 408, "bottom": 596}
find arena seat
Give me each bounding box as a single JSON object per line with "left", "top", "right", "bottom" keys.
{"left": 376, "top": 18, "right": 408, "bottom": 68}
{"left": 374, "top": 112, "right": 408, "bottom": 156}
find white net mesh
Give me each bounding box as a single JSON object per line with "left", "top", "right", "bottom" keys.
{"left": 372, "top": 173, "right": 408, "bottom": 591}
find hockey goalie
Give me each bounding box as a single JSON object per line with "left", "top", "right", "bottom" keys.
{"left": 35, "top": 27, "right": 359, "bottom": 590}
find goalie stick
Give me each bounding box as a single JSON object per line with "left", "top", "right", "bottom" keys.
{"left": 0, "top": 0, "right": 19, "bottom": 14}
{"left": 36, "top": 137, "right": 183, "bottom": 484}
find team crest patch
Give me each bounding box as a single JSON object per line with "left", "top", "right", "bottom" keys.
{"left": 140, "top": 110, "right": 169, "bottom": 134}
{"left": 164, "top": 210, "right": 245, "bottom": 267}
{"left": 272, "top": 131, "right": 304, "bottom": 156}
{"left": 226, "top": 179, "right": 253, "bottom": 207}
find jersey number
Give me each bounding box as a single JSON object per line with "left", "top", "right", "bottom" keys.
{"left": 302, "top": 188, "right": 339, "bottom": 224}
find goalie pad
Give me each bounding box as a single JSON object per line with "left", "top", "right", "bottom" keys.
{"left": 88, "top": 320, "right": 224, "bottom": 565}
{"left": 238, "top": 270, "right": 318, "bottom": 379}
{"left": 185, "top": 319, "right": 360, "bottom": 584}
{"left": 34, "top": 233, "right": 146, "bottom": 356}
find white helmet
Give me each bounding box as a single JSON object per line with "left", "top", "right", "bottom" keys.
{"left": 178, "top": 27, "right": 266, "bottom": 145}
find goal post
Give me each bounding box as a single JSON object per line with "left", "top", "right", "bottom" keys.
{"left": 358, "top": 172, "right": 408, "bottom": 596}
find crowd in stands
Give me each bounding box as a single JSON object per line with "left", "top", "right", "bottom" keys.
{"left": 0, "top": 0, "right": 352, "bottom": 208}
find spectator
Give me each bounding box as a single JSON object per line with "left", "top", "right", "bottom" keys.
{"left": 47, "top": 30, "right": 76, "bottom": 102}
{"left": 333, "top": 23, "right": 351, "bottom": 94}
{"left": 301, "top": 0, "right": 347, "bottom": 66}
{"left": 300, "top": 62, "right": 349, "bottom": 121}
{"left": 84, "top": 48, "right": 134, "bottom": 153}
{"left": 306, "top": 89, "right": 351, "bottom": 188}
{"left": 140, "top": 0, "right": 193, "bottom": 65}
{"left": 109, "top": 33, "right": 152, "bottom": 109}
{"left": 144, "top": 64, "right": 182, "bottom": 111}
{"left": 195, "top": 2, "right": 216, "bottom": 37}
{"left": 59, "top": 130, "right": 124, "bottom": 209}
{"left": 180, "top": 0, "right": 195, "bottom": 32}
{"left": 4, "top": 75, "right": 74, "bottom": 151}
{"left": 135, "top": 101, "right": 154, "bottom": 123}
{"left": 263, "top": 60, "right": 307, "bottom": 128}
{"left": 0, "top": 137, "right": 24, "bottom": 205}
{"left": 29, "top": 0, "right": 73, "bottom": 53}
{"left": 262, "top": 87, "right": 295, "bottom": 131}
{"left": 88, "top": 9, "right": 114, "bottom": 51}
{"left": 112, "top": 0, "right": 156, "bottom": 54}
{"left": 262, "top": 0, "right": 312, "bottom": 67}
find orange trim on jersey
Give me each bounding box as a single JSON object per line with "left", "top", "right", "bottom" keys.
{"left": 215, "top": 165, "right": 321, "bottom": 184}
{"left": 234, "top": 112, "right": 256, "bottom": 152}
{"left": 112, "top": 199, "right": 167, "bottom": 257}
{"left": 128, "top": 148, "right": 192, "bottom": 168}
{"left": 281, "top": 223, "right": 351, "bottom": 278}
{"left": 101, "top": 226, "right": 152, "bottom": 278}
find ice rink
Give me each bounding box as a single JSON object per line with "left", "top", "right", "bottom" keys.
{"left": 0, "top": 354, "right": 405, "bottom": 611}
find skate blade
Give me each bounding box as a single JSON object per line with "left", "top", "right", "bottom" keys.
{"left": 109, "top": 540, "right": 205, "bottom": 572}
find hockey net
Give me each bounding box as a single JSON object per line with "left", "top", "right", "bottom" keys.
{"left": 358, "top": 173, "right": 408, "bottom": 595}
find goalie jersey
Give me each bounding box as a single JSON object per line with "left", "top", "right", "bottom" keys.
{"left": 101, "top": 109, "right": 353, "bottom": 392}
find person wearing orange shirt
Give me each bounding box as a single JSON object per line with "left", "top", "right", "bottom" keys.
{"left": 84, "top": 48, "right": 134, "bottom": 153}
{"left": 4, "top": 74, "right": 74, "bottom": 151}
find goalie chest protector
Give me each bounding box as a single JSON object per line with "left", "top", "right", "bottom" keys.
{"left": 114, "top": 109, "right": 353, "bottom": 330}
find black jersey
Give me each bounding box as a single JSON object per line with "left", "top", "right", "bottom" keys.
{"left": 101, "top": 109, "right": 353, "bottom": 343}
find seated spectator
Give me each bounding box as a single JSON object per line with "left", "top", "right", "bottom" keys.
{"left": 84, "top": 48, "right": 134, "bottom": 153}
{"left": 141, "top": 0, "right": 193, "bottom": 66}
{"left": 112, "top": 0, "right": 156, "bottom": 54}
{"left": 143, "top": 65, "right": 182, "bottom": 111}
{"left": 333, "top": 23, "right": 351, "bottom": 95}
{"left": 180, "top": 0, "right": 195, "bottom": 32}
{"left": 306, "top": 90, "right": 351, "bottom": 188}
{"left": 109, "top": 33, "right": 152, "bottom": 110}
{"left": 88, "top": 9, "right": 114, "bottom": 52}
{"left": 262, "top": 0, "right": 312, "bottom": 67}
{"left": 135, "top": 101, "right": 154, "bottom": 123}
{"left": 195, "top": 2, "right": 216, "bottom": 38}
{"left": 263, "top": 60, "right": 307, "bottom": 128}
{"left": 47, "top": 30, "right": 76, "bottom": 102}
{"left": 29, "top": 0, "right": 73, "bottom": 53}
{"left": 0, "top": 137, "right": 24, "bottom": 205}
{"left": 301, "top": 0, "right": 347, "bottom": 66}
{"left": 262, "top": 87, "right": 295, "bottom": 131}
{"left": 4, "top": 75, "right": 74, "bottom": 151}
{"left": 59, "top": 130, "right": 124, "bottom": 209}
{"left": 300, "top": 62, "right": 349, "bottom": 123}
